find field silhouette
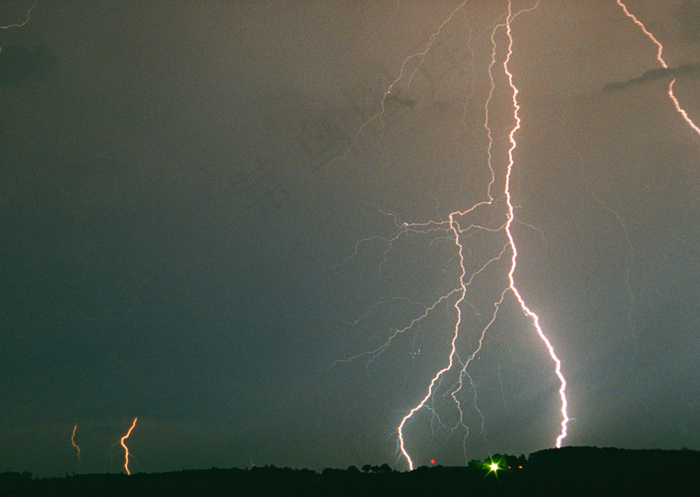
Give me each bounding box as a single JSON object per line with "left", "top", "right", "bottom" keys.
{"left": 1, "top": 447, "right": 698, "bottom": 496}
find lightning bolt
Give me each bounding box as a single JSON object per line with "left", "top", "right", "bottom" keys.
{"left": 0, "top": 0, "right": 37, "bottom": 31}
{"left": 616, "top": 0, "right": 700, "bottom": 138}
{"left": 334, "top": 1, "right": 471, "bottom": 164}
{"left": 119, "top": 417, "right": 138, "bottom": 475}
{"left": 71, "top": 424, "right": 81, "bottom": 469}
{"left": 397, "top": 1, "right": 567, "bottom": 470}
{"left": 499, "top": 0, "right": 569, "bottom": 449}
{"left": 336, "top": 0, "right": 569, "bottom": 471}
{"left": 0, "top": 0, "right": 38, "bottom": 55}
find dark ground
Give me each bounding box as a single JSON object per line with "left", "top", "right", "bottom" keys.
{"left": 1, "top": 447, "right": 698, "bottom": 497}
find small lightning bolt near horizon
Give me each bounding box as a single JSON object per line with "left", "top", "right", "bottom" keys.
{"left": 120, "top": 417, "right": 138, "bottom": 476}
{"left": 71, "top": 424, "right": 81, "bottom": 469}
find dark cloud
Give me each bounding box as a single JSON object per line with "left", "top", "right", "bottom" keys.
{"left": 296, "top": 114, "right": 354, "bottom": 170}
{"left": 603, "top": 63, "right": 700, "bottom": 92}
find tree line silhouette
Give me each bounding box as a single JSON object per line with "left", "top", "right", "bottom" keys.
{"left": 1, "top": 447, "right": 698, "bottom": 496}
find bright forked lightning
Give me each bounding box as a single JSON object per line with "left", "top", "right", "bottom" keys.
{"left": 338, "top": 0, "right": 569, "bottom": 471}
{"left": 120, "top": 417, "right": 138, "bottom": 475}
{"left": 616, "top": 0, "right": 700, "bottom": 138}
{"left": 399, "top": 1, "right": 567, "bottom": 470}
{"left": 71, "top": 424, "right": 81, "bottom": 469}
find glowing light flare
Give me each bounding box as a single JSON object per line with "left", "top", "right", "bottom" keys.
{"left": 71, "top": 424, "right": 81, "bottom": 468}
{"left": 488, "top": 461, "right": 500, "bottom": 472}
{"left": 120, "top": 417, "right": 138, "bottom": 475}
{"left": 616, "top": 0, "right": 700, "bottom": 138}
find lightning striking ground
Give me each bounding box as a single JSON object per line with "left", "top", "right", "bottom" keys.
{"left": 336, "top": 0, "right": 569, "bottom": 470}
{"left": 616, "top": 0, "right": 700, "bottom": 138}
{"left": 71, "top": 424, "right": 81, "bottom": 469}
{"left": 399, "top": 1, "right": 567, "bottom": 470}
{"left": 119, "top": 417, "right": 138, "bottom": 475}
{"left": 499, "top": 0, "right": 569, "bottom": 449}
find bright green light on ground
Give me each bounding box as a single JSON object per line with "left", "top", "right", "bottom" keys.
{"left": 488, "top": 462, "right": 499, "bottom": 472}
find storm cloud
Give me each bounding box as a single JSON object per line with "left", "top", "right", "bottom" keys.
{"left": 603, "top": 63, "right": 700, "bottom": 91}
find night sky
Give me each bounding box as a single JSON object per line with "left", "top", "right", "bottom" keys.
{"left": 1, "top": 0, "right": 698, "bottom": 477}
